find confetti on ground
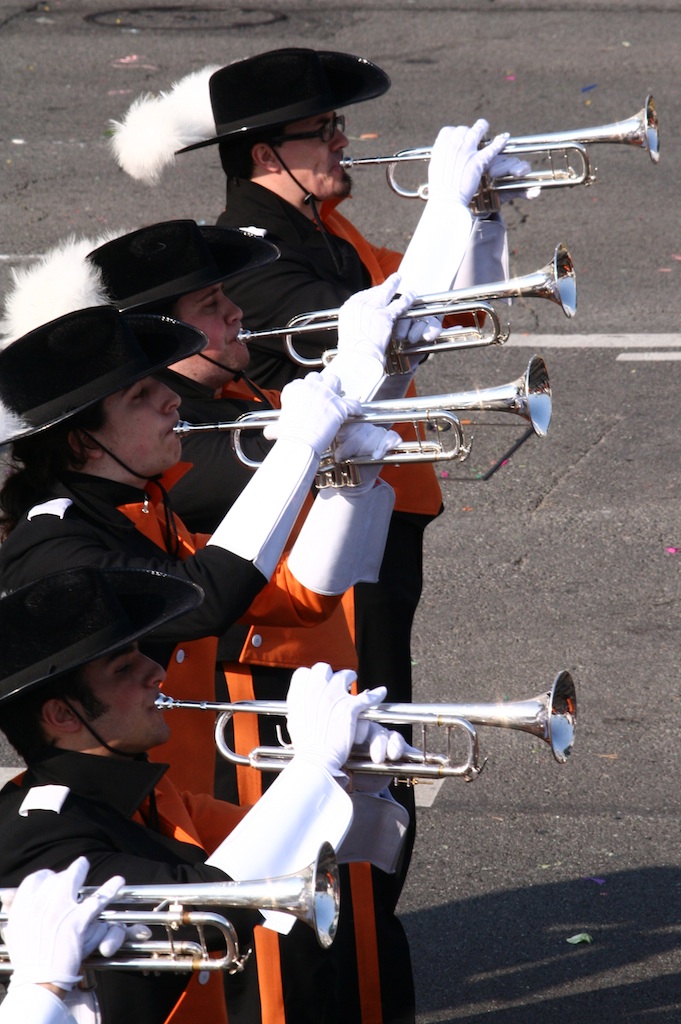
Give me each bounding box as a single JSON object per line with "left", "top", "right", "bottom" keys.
{"left": 566, "top": 933, "right": 593, "bottom": 945}
{"left": 666, "top": 547, "right": 678, "bottom": 554}
{"left": 581, "top": 84, "right": 598, "bottom": 92}
{"left": 504, "top": 74, "right": 516, "bottom": 81}
{"left": 112, "top": 55, "right": 159, "bottom": 70}
{"left": 359, "top": 133, "right": 378, "bottom": 139}
{"left": 585, "top": 877, "right": 606, "bottom": 885}
{"left": 461, "top": 506, "right": 474, "bottom": 512}
{"left": 659, "top": 268, "right": 672, "bottom": 272}
{"left": 595, "top": 753, "right": 618, "bottom": 759}
{"left": 672, "top": 255, "right": 681, "bottom": 261}
{"left": 439, "top": 470, "right": 449, "bottom": 479}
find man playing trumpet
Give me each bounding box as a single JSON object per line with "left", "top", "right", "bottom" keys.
{"left": 0, "top": 566, "right": 410, "bottom": 1024}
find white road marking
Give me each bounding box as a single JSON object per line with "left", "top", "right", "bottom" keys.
{"left": 507, "top": 334, "right": 681, "bottom": 348}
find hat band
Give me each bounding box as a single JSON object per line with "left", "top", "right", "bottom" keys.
{"left": 117, "top": 265, "right": 223, "bottom": 312}
{"left": 215, "top": 92, "right": 337, "bottom": 139}
{"left": 1, "top": 618, "right": 136, "bottom": 702}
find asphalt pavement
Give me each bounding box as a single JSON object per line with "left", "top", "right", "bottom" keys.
{"left": 1, "top": 2, "right": 680, "bottom": 1020}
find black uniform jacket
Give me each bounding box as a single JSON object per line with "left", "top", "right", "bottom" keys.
{"left": 0, "top": 472, "right": 266, "bottom": 663}
{"left": 217, "top": 179, "right": 370, "bottom": 389}
{"left": 0, "top": 750, "right": 259, "bottom": 1024}
{"left": 157, "top": 369, "right": 275, "bottom": 534}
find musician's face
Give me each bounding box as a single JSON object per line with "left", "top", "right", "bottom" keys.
{"left": 82, "top": 376, "right": 182, "bottom": 484}
{"left": 275, "top": 111, "right": 352, "bottom": 203}
{"left": 74, "top": 644, "right": 170, "bottom": 756}
{"left": 171, "top": 284, "right": 248, "bottom": 386}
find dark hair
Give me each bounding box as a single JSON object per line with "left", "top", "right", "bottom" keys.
{"left": 218, "top": 130, "right": 277, "bottom": 182}
{"left": 0, "top": 401, "right": 106, "bottom": 539}
{"left": 0, "top": 668, "right": 108, "bottom": 764}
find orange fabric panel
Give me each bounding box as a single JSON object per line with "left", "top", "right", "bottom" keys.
{"left": 254, "top": 927, "right": 286, "bottom": 1024}
{"left": 348, "top": 862, "right": 383, "bottom": 1024}
{"left": 157, "top": 635, "right": 221, "bottom": 796}
{"left": 241, "top": 558, "right": 341, "bottom": 627}
{"left": 164, "top": 972, "right": 229, "bottom": 1024}
{"left": 223, "top": 665, "right": 265, "bottom": 807}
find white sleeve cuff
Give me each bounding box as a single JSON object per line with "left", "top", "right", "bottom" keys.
{"left": 452, "top": 213, "right": 509, "bottom": 289}
{"left": 287, "top": 480, "right": 395, "bottom": 595}
{"left": 206, "top": 759, "right": 352, "bottom": 935}
{"left": 335, "top": 791, "right": 410, "bottom": 873}
{"left": 398, "top": 200, "right": 474, "bottom": 295}
{"left": 0, "top": 985, "right": 75, "bottom": 1024}
{"left": 207, "top": 438, "right": 318, "bottom": 579}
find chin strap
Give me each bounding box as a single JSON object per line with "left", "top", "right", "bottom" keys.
{"left": 79, "top": 430, "right": 180, "bottom": 556}
{"left": 271, "top": 146, "right": 349, "bottom": 276}
{"left": 62, "top": 699, "right": 142, "bottom": 761}
{"left": 198, "top": 351, "right": 243, "bottom": 380}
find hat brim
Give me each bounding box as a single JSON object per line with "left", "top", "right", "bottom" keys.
{"left": 178, "top": 51, "right": 390, "bottom": 154}
{"left": 0, "top": 568, "right": 203, "bottom": 705}
{"left": 118, "top": 228, "right": 279, "bottom": 312}
{"left": 2, "top": 312, "right": 206, "bottom": 446}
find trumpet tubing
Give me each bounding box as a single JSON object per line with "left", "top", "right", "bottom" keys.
{"left": 236, "top": 244, "right": 574, "bottom": 370}
{"left": 340, "top": 96, "right": 659, "bottom": 202}
{"left": 155, "top": 670, "right": 577, "bottom": 783}
{"left": 0, "top": 843, "right": 340, "bottom": 975}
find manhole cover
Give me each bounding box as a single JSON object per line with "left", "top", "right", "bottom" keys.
{"left": 85, "top": 7, "right": 288, "bottom": 30}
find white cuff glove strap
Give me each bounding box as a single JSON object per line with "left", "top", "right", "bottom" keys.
{"left": 206, "top": 759, "right": 353, "bottom": 934}
{"left": 336, "top": 791, "right": 410, "bottom": 873}
{"left": 398, "top": 201, "right": 474, "bottom": 295}
{"left": 288, "top": 480, "right": 395, "bottom": 594}
{"left": 207, "top": 438, "right": 318, "bottom": 579}
{"left": 452, "top": 214, "right": 510, "bottom": 290}
{"left": 321, "top": 350, "right": 386, "bottom": 402}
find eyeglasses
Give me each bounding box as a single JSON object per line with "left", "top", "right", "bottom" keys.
{"left": 270, "top": 114, "right": 346, "bottom": 146}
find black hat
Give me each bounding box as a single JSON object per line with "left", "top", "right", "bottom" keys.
{"left": 87, "top": 220, "right": 279, "bottom": 313}
{"left": 0, "top": 305, "right": 205, "bottom": 445}
{"left": 180, "top": 47, "right": 390, "bottom": 153}
{"left": 0, "top": 567, "right": 202, "bottom": 705}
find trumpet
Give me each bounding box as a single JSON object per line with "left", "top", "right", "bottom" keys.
{"left": 156, "top": 670, "right": 577, "bottom": 784}
{"left": 237, "top": 244, "right": 575, "bottom": 371}
{"left": 340, "top": 95, "right": 659, "bottom": 205}
{"left": 175, "top": 353, "right": 552, "bottom": 489}
{"left": 0, "top": 843, "right": 340, "bottom": 975}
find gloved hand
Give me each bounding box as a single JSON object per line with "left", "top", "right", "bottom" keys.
{"left": 487, "top": 153, "right": 539, "bottom": 204}
{"left": 2, "top": 857, "right": 125, "bottom": 991}
{"left": 392, "top": 313, "right": 443, "bottom": 350}
{"left": 286, "top": 662, "right": 387, "bottom": 777}
{"left": 264, "top": 372, "right": 361, "bottom": 457}
{"left": 329, "top": 422, "right": 401, "bottom": 494}
{"left": 350, "top": 723, "right": 423, "bottom": 794}
{"left": 427, "top": 121, "right": 511, "bottom": 208}
{"left": 336, "top": 273, "right": 416, "bottom": 365}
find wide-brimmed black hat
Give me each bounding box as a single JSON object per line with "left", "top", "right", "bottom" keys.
{"left": 0, "top": 567, "right": 203, "bottom": 705}
{"left": 87, "top": 220, "right": 279, "bottom": 312}
{"left": 0, "top": 305, "right": 205, "bottom": 446}
{"left": 180, "top": 47, "right": 390, "bottom": 153}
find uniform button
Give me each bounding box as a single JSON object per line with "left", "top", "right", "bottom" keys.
{"left": 251, "top": 634, "right": 263, "bottom": 648}
{"left": 175, "top": 649, "right": 186, "bottom": 663}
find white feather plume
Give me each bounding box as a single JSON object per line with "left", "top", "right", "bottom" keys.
{"left": 0, "top": 231, "right": 125, "bottom": 346}
{"left": 109, "top": 65, "right": 219, "bottom": 185}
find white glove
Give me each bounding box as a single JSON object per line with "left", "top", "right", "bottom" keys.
{"left": 329, "top": 422, "right": 401, "bottom": 495}
{"left": 392, "top": 313, "right": 442, "bottom": 347}
{"left": 487, "top": 153, "right": 538, "bottom": 204}
{"left": 263, "top": 372, "right": 361, "bottom": 457}
{"left": 2, "top": 857, "right": 125, "bottom": 991}
{"left": 427, "top": 121, "right": 511, "bottom": 208}
{"left": 286, "top": 662, "right": 387, "bottom": 777}
{"left": 336, "top": 273, "right": 416, "bottom": 364}
{"left": 350, "top": 723, "right": 422, "bottom": 794}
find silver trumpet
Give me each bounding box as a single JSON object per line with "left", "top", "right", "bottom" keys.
{"left": 340, "top": 95, "right": 659, "bottom": 206}
{"left": 174, "top": 353, "right": 552, "bottom": 489}
{"left": 237, "top": 244, "right": 575, "bottom": 371}
{"left": 0, "top": 843, "right": 340, "bottom": 975}
{"left": 156, "top": 670, "right": 577, "bottom": 784}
